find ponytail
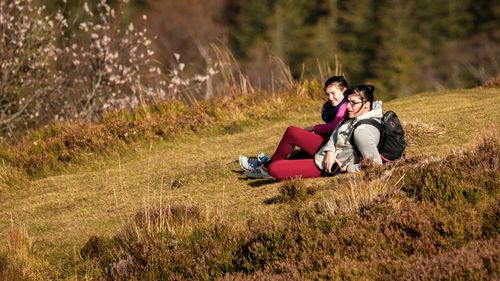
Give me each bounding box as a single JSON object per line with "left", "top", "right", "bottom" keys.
{"left": 350, "top": 85, "right": 375, "bottom": 108}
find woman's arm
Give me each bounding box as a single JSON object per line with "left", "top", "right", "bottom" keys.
{"left": 313, "top": 102, "right": 348, "bottom": 135}
{"left": 347, "top": 124, "right": 382, "bottom": 173}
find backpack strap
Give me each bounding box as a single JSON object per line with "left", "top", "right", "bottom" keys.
{"left": 348, "top": 118, "right": 384, "bottom": 158}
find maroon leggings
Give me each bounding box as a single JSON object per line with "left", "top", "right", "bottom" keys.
{"left": 267, "top": 126, "right": 328, "bottom": 181}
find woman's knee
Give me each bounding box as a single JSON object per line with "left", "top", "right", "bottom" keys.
{"left": 267, "top": 162, "right": 285, "bottom": 181}
{"left": 284, "top": 125, "right": 303, "bottom": 139}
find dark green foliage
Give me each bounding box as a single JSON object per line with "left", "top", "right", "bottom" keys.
{"left": 226, "top": 0, "right": 499, "bottom": 96}
{"left": 228, "top": 0, "right": 275, "bottom": 58}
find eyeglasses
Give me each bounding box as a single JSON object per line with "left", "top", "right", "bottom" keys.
{"left": 348, "top": 100, "right": 364, "bottom": 107}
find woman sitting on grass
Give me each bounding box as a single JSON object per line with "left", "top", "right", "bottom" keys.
{"left": 242, "top": 85, "right": 383, "bottom": 181}
{"left": 239, "top": 75, "right": 350, "bottom": 179}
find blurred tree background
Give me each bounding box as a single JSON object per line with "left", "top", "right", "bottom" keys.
{"left": 41, "top": 0, "right": 499, "bottom": 100}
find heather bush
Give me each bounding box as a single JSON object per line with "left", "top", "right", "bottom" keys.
{"left": 403, "top": 238, "right": 500, "bottom": 280}
{"left": 80, "top": 137, "right": 500, "bottom": 280}
{"left": 278, "top": 178, "right": 314, "bottom": 202}
{"left": 81, "top": 204, "right": 241, "bottom": 280}
{"left": 81, "top": 198, "right": 499, "bottom": 280}
{"left": 481, "top": 196, "right": 500, "bottom": 238}
{"left": 401, "top": 136, "right": 499, "bottom": 204}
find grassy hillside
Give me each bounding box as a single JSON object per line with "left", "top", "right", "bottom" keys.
{"left": 0, "top": 87, "right": 499, "bottom": 280}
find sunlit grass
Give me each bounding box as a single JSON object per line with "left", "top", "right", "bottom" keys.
{"left": 0, "top": 87, "right": 499, "bottom": 279}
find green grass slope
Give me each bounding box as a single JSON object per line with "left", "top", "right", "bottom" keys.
{"left": 0, "top": 87, "right": 499, "bottom": 280}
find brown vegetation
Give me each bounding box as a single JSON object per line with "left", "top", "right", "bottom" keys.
{"left": 0, "top": 227, "right": 51, "bottom": 281}
{"left": 0, "top": 86, "right": 319, "bottom": 180}
{"left": 483, "top": 74, "right": 500, "bottom": 88}
{"left": 76, "top": 136, "right": 499, "bottom": 280}
{"left": 1, "top": 1, "right": 499, "bottom": 280}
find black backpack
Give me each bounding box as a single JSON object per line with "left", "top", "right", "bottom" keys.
{"left": 349, "top": 111, "right": 406, "bottom": 163}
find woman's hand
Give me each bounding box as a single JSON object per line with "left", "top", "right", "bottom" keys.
{"left": 324, "top": 151, "right": 336, "bottom": 173}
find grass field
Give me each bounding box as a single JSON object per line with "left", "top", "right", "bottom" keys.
{"left": 1, "top": 87, "right": 499, "bottom": 279}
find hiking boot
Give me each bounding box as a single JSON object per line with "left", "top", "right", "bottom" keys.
{"left": 239, "top": 155, "right": 260, "bottom": 172}
{"left": 257, "top": 152, "right": 271, "bottom": 165}
{"left": 244, "top": 165, "right": 275, "bottom": 180}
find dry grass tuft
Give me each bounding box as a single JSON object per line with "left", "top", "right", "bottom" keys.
{"left": 278, "top": 178, "right": 315, "bottom": 202}
{"left": 483, "top": 74, "right": 500, "bottom": 88}
{"left": 403, "top": 119, "right": 446, "bottom": 146}
{"left": 321, "top": 175, "right": 402, "bottom": 216}
{"left": 0, "top": 164, "right": 28, "bottom": 192}
{"left": 0, "top": 227, "right": 50, "bottom": 281}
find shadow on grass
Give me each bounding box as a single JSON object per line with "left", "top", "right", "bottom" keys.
{"left": 247, "top": 179, "right": 276, "bottom": 187}
{"left": 231, "top": 169, "right": 244, "bottom": 175}
{"left": 232, "top": 169, "right": 277, "bottom": 187}
{"left": 263, "top": 195, "right": 283, "bottom": 205}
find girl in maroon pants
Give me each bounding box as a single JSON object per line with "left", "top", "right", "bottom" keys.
{"left": 239, "top": 75, "right": 349, "bottom": 179}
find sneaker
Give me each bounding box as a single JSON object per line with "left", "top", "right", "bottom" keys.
{"left": 257, "top": 152, "right": 271, "bottom": 165}
{"left": 239, "top": 155, "right": 260, "bottom": 172}
{"left": 244, "top": 165, "right": 275, "bottom": 180}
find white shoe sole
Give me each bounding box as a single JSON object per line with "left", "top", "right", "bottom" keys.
{"left": 243, "top": 170, "right": 275, "bottom": 180}
{"left": 239, "top": 155, "right": 249, "bottom": 171}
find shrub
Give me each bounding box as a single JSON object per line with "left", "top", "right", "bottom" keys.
{"left": 1, "top": 1, "right": 294, "bottom": 139}
{"left": 403, "top": 238, "right": 500, "bottom": 281}
{"left": 81, "top": 194, "right": 499, "bottom": 280}
{"left": 483, "top": 74, "right": 500, "bottom": 88}
{"left": 482, "top": 196, "right": 500, "bottom": 238}
{"left": 0, "top": 0, "right": 165, "bottom": 137}
{"left": 0, "top": 88, "right": 315, "bottom": 178}
{"left": 81, "top": 204, "right": 243, "bottom": 280}
{"left": 278, "top": 178, "right": 314, "bottom": 202}
{"left": 77, "top": 136, "right": 499, "bottom": 280}
{"left": 401, "top": 136, "right": 499, "bottom": 204}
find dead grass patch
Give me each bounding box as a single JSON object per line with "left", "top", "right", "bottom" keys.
{"left": 403, "top": 119, "right": 446, "bottom": 146}
{"left": 0, "top": 227, "right": 52, "bottom": 281}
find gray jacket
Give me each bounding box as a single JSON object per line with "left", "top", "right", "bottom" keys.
{"left": 314, "top": 101, "right": 383, "bottom": 173}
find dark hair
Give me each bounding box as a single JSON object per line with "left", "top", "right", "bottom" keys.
{"left": 324, "top": 75, "right": 349, "bottom": 91}
{"left": 350, "top": 85, "right": 375, "bottom": 108}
